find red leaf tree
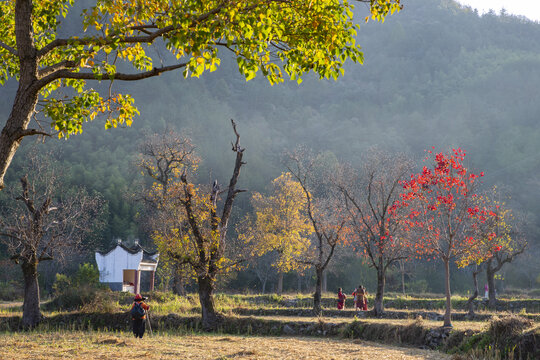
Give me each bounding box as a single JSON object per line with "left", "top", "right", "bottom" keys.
{"left": 402, "top": 148, "right": 496, "bottom": 327}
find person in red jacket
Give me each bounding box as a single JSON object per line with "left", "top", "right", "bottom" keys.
{"left": 131, "top": 294, "right": 150, "bottom": 338}
{"left": 337, "top": 288, "right": 347, "bottom": 310}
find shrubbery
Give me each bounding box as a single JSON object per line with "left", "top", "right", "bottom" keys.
{"left": 0, "top": 281, "right": 23, "bottom": 301}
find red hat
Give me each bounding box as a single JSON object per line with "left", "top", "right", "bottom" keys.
{"left": 134, "top": 294, "right": 142, "bottom": 300}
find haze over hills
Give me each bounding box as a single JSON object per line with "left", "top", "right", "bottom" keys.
{"left": 1, "top": 0, "right": 539, "bottom": 290}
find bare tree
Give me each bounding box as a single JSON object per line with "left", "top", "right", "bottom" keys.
{"left": 285, "top": 148, "right": 346, "bottom": 316}
{"left": 0, "top": 150, "right": 102, "bottom": 328}
{"left": 337, "top": 150, "right": 414, "bottom": 315}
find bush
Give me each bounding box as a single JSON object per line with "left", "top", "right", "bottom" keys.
{"left": 73, "top": 263, "right": 99, "bottom": 287}
{"left": 52, "top": 274, "right": 71, "bottom": 296}
{"left": 0, "top": 281, "right": 23, "bottom": 301}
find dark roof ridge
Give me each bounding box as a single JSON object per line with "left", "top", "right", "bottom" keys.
{"left": 96, "top": 242, "right": 158, "bottom": 256}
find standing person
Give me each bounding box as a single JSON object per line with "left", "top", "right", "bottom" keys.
{"left": 337, "top": 288, "right": 347, "bottom": 310}
{"left": 352, "top": 285, "right": 362, "bottom": 311}
{"left": 131, "top": 294, "right": 150, "bottom": 338}
{"left": 360, "top": 286, "right": 368, "bottom": 311}
{"left": 484, "top": 284, "right": 489, "bottom": 299}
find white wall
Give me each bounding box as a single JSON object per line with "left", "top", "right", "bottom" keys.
{"left": 95, "top": 246, "right": 143, "bottom": 283}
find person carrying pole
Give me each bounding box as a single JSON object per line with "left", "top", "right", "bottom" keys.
{"left": 131, "top": 294, "right": 150, "bottom": 338}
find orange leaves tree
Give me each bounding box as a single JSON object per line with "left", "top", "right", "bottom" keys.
{"left": 473, "top": 188, "right": 527, "bottom": 307}
{"left": 140, "top": 121, "right": 246, "bottom": 330}
{"left": 337, "top": 150, "right": 414, "bottom": 315}
{"left": 285, "top": 148, "right": 347, "bottom": 316}
{"left": 0, "top": 0, "right": 401, "bottom": 191}
{"left": 240, "top": 173, "right": 313, "bottom": 294}
{"left": 402, "top": 148, "right": 496, "bottom": 327}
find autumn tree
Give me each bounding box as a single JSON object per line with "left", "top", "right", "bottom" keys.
{"left": 285, "top": 148, "right": 347, "bottom": 315}
{"left": 402, "top": 148, "right": 496, "bottom": 327}
{"left": 240, "top": 172, "right": 313, "bottom": 294}
{"left": 476, "top": 188, "right": 527, "bottom": 307}
{"left": 141, "top": 120, "right": 245, "bottom": 330}
{"left": 337, "top": 150, "right": 414, "bottom": 315}
{"left": 0, "top": 149, "right": 102, "bottom": 328}
{"left": 137, "top": 129, "right": 198, "bottom": 295}
{"left": 0, "top": 0, "right": 401, "bottom": 191}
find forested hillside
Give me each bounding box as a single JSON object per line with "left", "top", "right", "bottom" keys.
{"left": 1, "top": 0, "right": 539, "bottom": 293}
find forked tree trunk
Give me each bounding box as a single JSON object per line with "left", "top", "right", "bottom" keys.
{"left": 443, "top": 258, "right": 452, "bottom": 327}
{"left": 313, "top": 267, "right": 323, "bottom": 316}
{"left": 374, "top": 267, "right": 386, "bottom": 315}
{"left": 277, "top": 272, "right": 283, "bottom": 295}
{"left": 466, "top": 266, "right": 480, "bottom": 316}
{"left": 21, "top": 260, "right": 41, "bottom": 328}
{"left": 197, "top": 275, "right": 221, "bottom": 330}
{"left": 486, "top": 261, "right": 497, "bottom": 308}
{"left": 322, "top": 270, "right": 327, "bottom": 293}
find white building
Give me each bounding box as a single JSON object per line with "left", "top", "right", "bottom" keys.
{"left": 95, "top": 240, "right": 159, "bottom": 293}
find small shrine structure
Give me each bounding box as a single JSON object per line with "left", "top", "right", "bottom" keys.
{"left": 95, "top": 239, "right": 159, "bottom": 293}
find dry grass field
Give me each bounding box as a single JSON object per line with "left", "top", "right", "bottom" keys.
{"left": 0, "top": 331, "right": 450, "bottom": 359}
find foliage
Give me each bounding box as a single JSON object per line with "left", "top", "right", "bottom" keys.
{"left": 73, "top": 263, "right": 100, "bottom": 287}
{"left": 402, "top": 148, "right": 495, "bottom": 266}
{"left": 241, "top": 172, "right": 313, "bottom": 274}
{"left": 0, "top": 0, "right": 400, "bottom": 136}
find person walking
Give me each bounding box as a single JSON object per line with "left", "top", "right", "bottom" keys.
{"left": 337, "top": 288, "right": 347, "bottom": 310}
{"left": 131, "top": 294, "right": 150, "bottom": 338}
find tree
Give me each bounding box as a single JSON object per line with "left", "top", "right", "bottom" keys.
{"left": 476, "top": 189, "right": 527, "bottom": 307}
{"left": 137, "top": 129, "right": 198, "bottom": 295}
{"left": 0, "top": 0, "right": 401, "bottom": 191}
{"left": 141, "top": 120, "right": 246, "bottom": 330}
{"left": 285, "top": 148, "right": 347, "bottom": 315}
{"left": 402, "top": 148, "right": 495, "bottom": 327}
{"left": 0, "top": 149, "right": 102, "bottom": 328}
{"left": 337, "top": 149, "right": 414, "bottom": 315}
{"left": 241, "top": 172, "right": 313, "bottom": 294}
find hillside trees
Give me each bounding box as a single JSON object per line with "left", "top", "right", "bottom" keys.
{"left": 141, "top": 120, "right": 246, "bottom": 329}
{"left": 240, "top": 173, "right": 313, "bottom": 294}
{"left": 285, "top": 148, "right": 347, "bottom": 315}
{"left": 402, "top": 148, "right": 496, "bottom": 327}
{"left": 0, "top": 150, "right": 102, "bottom": 328}
{"left": 337, "top": 150, "right": 414, "bottom": 315}
{"left": 0, "top": 0, "right": 401, "bottom": 191}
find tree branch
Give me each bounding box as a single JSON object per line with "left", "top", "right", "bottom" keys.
{"left": 34, "top": 63, "right": 188, "bottom": 90}
{"left": 0, "top": 40, "right": 18, "bottom": 56}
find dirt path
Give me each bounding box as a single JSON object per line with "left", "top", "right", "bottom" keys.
{"left": 0, "top": 331, "right": 449, "bottom": 359}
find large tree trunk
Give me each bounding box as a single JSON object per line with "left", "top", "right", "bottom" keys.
{"left": 0, "top": 0, "right": 40, "bottom": 191}
{"left": 443, "top": 258, "right": 452, "bottom": 327}
{"left": 197, "top": 275, "right": 221, "bottom": 330}
{"left": 374, "top": 267, "right": 386, "bottom": 316}
{"left": 322, "top": 270, "right": 327, "bottom": 293}
{"left": 313, "top": 267, "right": 323, "bottom": 316}
{"left": 21, "top": 260, "right": 41, "bottom": 328}
{"left": 297, "top": 273, "right": 302, "bottom": 293}
{"left": 276, "top": 272, "right": 283, "bottom": 295}
{"left": 486, "top": 260, "right": 497, "bottom": 308}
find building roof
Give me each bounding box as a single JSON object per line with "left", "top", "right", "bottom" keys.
{"left": 96, "top": 242, "right": 158, "bottom": 260}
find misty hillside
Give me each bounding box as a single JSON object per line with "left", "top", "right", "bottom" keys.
{"left": 1, "top": 0, "right": 539, "bottom": 256}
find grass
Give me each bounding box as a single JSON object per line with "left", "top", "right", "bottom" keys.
{"left": 0, "top": 330, "right": 450, "bottom": 359}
